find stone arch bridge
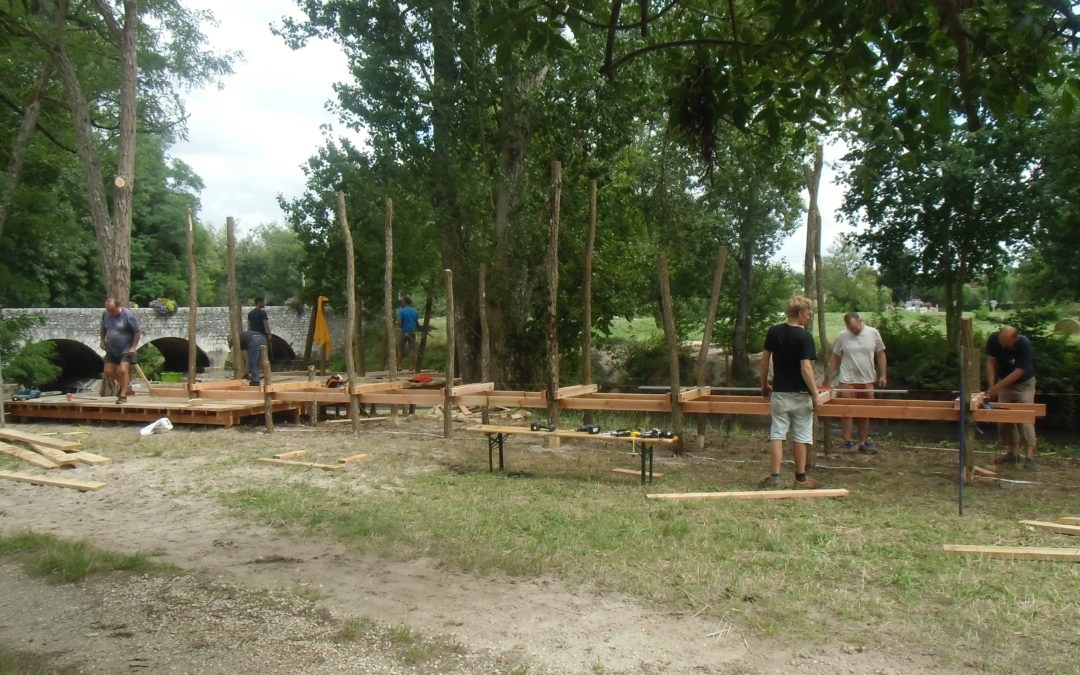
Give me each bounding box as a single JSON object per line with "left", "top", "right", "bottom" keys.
{"left": 3, "top": 306, "right": 347, "bottom": 388}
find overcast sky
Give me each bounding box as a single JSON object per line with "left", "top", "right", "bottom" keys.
{"left": 170, "top": 1, "right": 850, "bottom": 269}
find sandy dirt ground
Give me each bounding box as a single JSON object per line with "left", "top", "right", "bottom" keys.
{"left": 0, "top": 416, "right": 971, "bottom": 674}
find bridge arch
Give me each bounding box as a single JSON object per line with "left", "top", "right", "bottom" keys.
{"left": 145, "top": 337, "right": 212, "bottom": 373}
{"left": 36, "top": 339, "right": 104, "bottom": 392}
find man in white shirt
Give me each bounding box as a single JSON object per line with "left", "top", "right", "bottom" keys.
{"left": 828, "top": 312, "right": 887, "bottom": 454}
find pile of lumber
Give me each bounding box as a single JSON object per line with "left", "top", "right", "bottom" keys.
{"left": 0, "top": 428, "right": 109, "bottom": 491}
{"left": 945, "top": 515, "right": 1080, "bottom": 561}
{"left": 427, "top": 404, "right": 531, "bottom": 422}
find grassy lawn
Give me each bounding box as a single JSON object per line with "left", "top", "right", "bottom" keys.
{"left": 220, "top": 423, "right": 1080, "bottom": 673}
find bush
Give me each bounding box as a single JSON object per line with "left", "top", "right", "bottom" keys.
{"left": 136, "top": 343, "right": 166, "bottom": 380}
{"left": 0, "top": 315, "right": 60, "bottom": 388}
{"left": 1007, "top": 308, "right": 1079, "bottom": 427}
{"left": 621, "top": 336, "right": 696, "bottom": 386}
{"left": 872, "top": 312, "right": 966, "bottom": 392}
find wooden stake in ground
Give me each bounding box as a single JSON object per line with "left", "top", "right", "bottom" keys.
{"left": 696, "top": 245, "right": 728, "bottom": 450}
{"left": 802, "top": 145, "right": 828, "bottom": 465}
{"left": 443, "top": 268, "right": 455, "bottom": 439}
{"left": 382, "top": 197, "right": 399, "bottom": 426}
{"left": 186, "top": 208, "right": 199, "bottom": 389}
{"left": 335, "top": 191, "right": 362, "bottom": 435}
{"left": 545, "top": 160, "right": 562, "bottom": 439}
{"left": 307, "top": 365, "right": 318, "bottom": 425}
{"left": 960, "top": 317, "right": 979, "bottom": 484}
{"left": 260, "top": 344, "right": 274, "bottom": 433}
{"left": 657, "top": 253, "right": 683, "bottom": 454}
{"left": 226, "top": 217, "right": 243, "bottom": 380}
{"left": 581, "top": 178, "right": 598, "bottom": 426}
{"left": 479, "top": 262, "right": 491, "bottom": 425}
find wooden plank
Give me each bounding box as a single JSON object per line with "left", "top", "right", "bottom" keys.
{"left": 27, "top": 443, "right": 80, "bottom": 466}
{"left": 0, "top": 470, "right": 105, "bottom": 491}
{"left": 273, "top": 450, "right": 307, "bottom": 459}
{"left": 1059, "top": 517, "right": 1080, "bottom": 526}
{"left": 612, "top": 468, "right": 664, "bottom": 479}
{"left": 338, "top": 453, "right": 370, "bottom": 464}
{"left": 272, "top": 391, "right": 350, "bottom": 403}
{"left": 646, "top": 489, "right": 849, "bottom": 501}
{"left": 0, "top": 428, "right": 82, "bottom": 451}
{"left": 466, "top": 424, "right": 550, "bottom": 435}
{"left": 451, "top": 382, "right": 496, "bottom": 396}
{"left": 63, "top": 451, "right": 113, "bottom": 465}
{"left": 189, "top": 379, "right": 248, "bottom": 391}
{"left": 1019, "top": 520, "right": 1080, "bottom": 536}
{"left": 255, "top": 458, "right": 345, "bottom": 472}
{"left": 972, "top": 466, "right": 999, "bottom": 478}
{"left": 559, "top": 397, "right": 671, "bottom": 412}
{"left": 350, "top": 381, "right": 404, "bottom": 395}
{"left": 265, "top": 381, "right": 324, "bottom": 392}
{"left": 552, "top": 383, "right": 598, "bottom": 399}
{"left": 943, "top": 544, "right": 1080, "bottom": 561}
{"left": 325, "top": 417, "right": 388, "bottom": 424}
{"left": 0, "top": 442, "right": 61, "bottom": 469}
{"left": 677, "top": 387, "right": 710, "bottom": 402}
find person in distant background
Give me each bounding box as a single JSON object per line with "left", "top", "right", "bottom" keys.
{"left": 100, "top": 297, "right": 141, "bottom": 405}
{"left": 828, "top": 312, "right": 887, "bottom": 454}
{"left": 395, "top": 296, "right": 420, "bottom": 370}
{"left": 245, "top": 297, "right": 271, "bottom": 386}
{"left": 985, "top": 325, "right": 1037, "bottom": 469}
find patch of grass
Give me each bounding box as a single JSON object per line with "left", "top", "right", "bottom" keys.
{"left": 333, "top": 617, "right": 375, "bottom": 643}
{"left": 0, "top": 645, "right": 74, "bottom": 674}
{"left": 385, "top": 623, "right": 466, "bottom": 667}
{"left": 0, "top": 531, "right": 171, "bottom": 582}
{"left": 220, "top": 431, "right": 1080, "bottom": 673}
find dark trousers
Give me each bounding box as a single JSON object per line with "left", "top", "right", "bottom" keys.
{"left": 246, "top": 334, "right": 267, "bottom": 385}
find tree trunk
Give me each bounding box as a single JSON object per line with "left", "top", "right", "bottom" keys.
{"left": 443, "top": 269, "right": 456, "bottom": 439}
{"left": 416, "top": 274, "right": 435, "bottom": 371}
{"left": 383, "top": 197, "right": 398, "bottom": 425}
{"left": 581, "top": 179, "right": 598, "bottom": 425}
{"left": 803, "top": 146, "right": 823, "bottom": 297}
{"left": 479, "top": 263, "right": 490, "bottom": 425}
{"left": 335, "top": 191, "right": 361, "bottom": 435}
{"left": 658, "top": 253, "right": 683, "bottom": 453}
{"left": 0, "top": 64, "right": 51, "bottom": 243}
{"left": 731, "top": 236, "right": 754, "bottom": 382}
{"left": 545, "top": 160, "right": 562, "bottom": 431}
{"left": 185, "top": 209, "right": 198, "bottom": 389}
{"left": 696, "top": 245, "right": 729, "bottom": 448}
{"left": 226, "top": 218, "right": 242, "bottom": 379}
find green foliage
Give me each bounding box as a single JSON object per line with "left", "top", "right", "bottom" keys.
{"left": 136, "top": 342, "right": 166, "bottom": 381}
{"left": 0, "top": 530, "right": 161, "bottom": 583}
{"left": 1006, "top": 307, "right": 1078, "bottom": 426}
{"left": 620, "top": 335, "right": 696, "bottom": 386}
{"left": 821, "top": 240, "right": 889, "bottom": 313}
{"left": 872, "top": 312, "right": 962, "bottom": 392}
{"left": 0, "top": 315, "right": 60, "bottom": 387}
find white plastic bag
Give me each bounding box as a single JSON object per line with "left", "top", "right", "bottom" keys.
{"left": 139, "top": 417, "right": 173, "bottom": 436}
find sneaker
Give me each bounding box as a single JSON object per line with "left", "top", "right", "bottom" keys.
{"left": 115, "top": 395, "right": 127, "bottom": 405}
{"left": 793, "top": 477, "right": 820, "bottom": 489}
{"left": 758, "top": 475, "right": 781, "bottom": 489}
{"left": 1023, "top": 458, "right": 1037, "bottom": 469}
{"left": 842, "top": 441, "right": 855, "bottom": 453}
{"left": 994, "top": 453, "right": 1022, "bottom": 465}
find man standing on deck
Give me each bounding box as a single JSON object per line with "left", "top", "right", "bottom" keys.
{"left": 100, "top": 298, "right": 141, "bottom": 404}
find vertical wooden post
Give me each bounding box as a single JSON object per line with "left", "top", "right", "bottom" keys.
{"left": 813, "top": 249, "right": 830, "bottom": 467}
{"left": 443, "top": 268, "right": 455, "bottom": 439}
{"left": 581, "top": 178, "right": 598, "bottom": 425}
{"left": 960, "top": 317, "right": 979, "bottom": 484}
{"left": 416, "top": 274, "right": 435, "bottom": 372}
{"left": 545, "top": 160, "right": 562, "bottom": 439}
{"left": 303, "top": 303, "right": 317, "bottom": 364}
{"left": 696, "top": 245, "right": 729, "bottom": 449}
{"left": 383, "top": 198, "right": 399, "bottom": 424}
{"left": 307, "top": 364, "right": 317, "bottom": 425}
{"left": 658, "top": 253, "right": 683, "bottom": 453}
{"left": 479, "top": 262, "right": 491, "bottom": 425}
{"left": 185, "top": 209, "right": 198, "bottom": 390}
{"left": 356, "top": 296, "right": 366, "bottom": 376}
{"left": 260, "top": 344, "right": 274, "bottom": 433}
{"left": 335, "top": 191, "right": 362, "bottom": 436}
{"left": 226, "top": 217, "right": 243, "bottom": 380}
{"left": 803, "top": 145, "right": 827, "bottom": 466}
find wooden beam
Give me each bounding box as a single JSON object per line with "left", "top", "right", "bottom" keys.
{"left": 0, "top": 428, "right": 81, "bottom": 451}
{"left": 1059, "top": 517, "right": 1080, "bottom": 526}
{"left": 190, "top": 379, "right": 249, "bottom": 391}
{"left": 0, "top": 470, "right": 105, "bottom": 491}
{"left": 325, "top": 417, "right": 388, "bottom": 424}
{"left": 338, "top": 453, "right": 370, "bottom": 464}
{"left": 27, "top": 443, "right": 79, "bottom": 466}
{"left": 943, "top": 544, "right": 1080, "bottom": 561}
{"left": 1019, "top": 520, "right": 1080, "bottom": 536}
{"left": 552, "top": 383, "right": 598, "bottom": 399}
{"left": 350, "top": 381, "right": 403, "bottom": 394}
{"left": 451, "top": 382, "right": 496, "bottom": 396}
{"left": 612, "top": 468, "right": 663, "bottom": 479}
{"left": 273, "top": 450, "right": 307, "bottom": 459}
{"left": 678, "top": 387, "right": 710, "bottom": 402}
{"left": 0, "top": 442, "right": 61, "bottom": 469}
{"left": 646, "top": 489, "right": 849, "bottom": 501}
{"left": 255, "top": 458, "right": 344, "bottom": 472}
{"left": 64, "top": 451, "right": 112, "bottom": 465}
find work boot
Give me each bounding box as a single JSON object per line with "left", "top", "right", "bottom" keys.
{"left": 758, "top": 475, "right": 781, "bottom": 489}
{"left": 115, "top": 395, "right": 127, "bottom": 405}
{"left": 858, "top": 439, "right": 877, "bottom": 454}
{"left": 1023, "top": 457, "right": 1037, "bottom": 469}
{"left": 994, "top": 452, "right": 1022, "bottom": 465}
{"left": 793, "top": 476, "right": 820, "bottom": 489}
{"left": 842, "top": 441, "right": 855, "bottom": 453}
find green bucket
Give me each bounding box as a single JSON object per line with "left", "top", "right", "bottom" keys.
{"left": 160, "top": 372, "right": 183, "bottom": 383}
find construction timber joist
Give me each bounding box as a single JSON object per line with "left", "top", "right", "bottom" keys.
{"left": 8, "top": 378, "right": 1044, "bottom": 427}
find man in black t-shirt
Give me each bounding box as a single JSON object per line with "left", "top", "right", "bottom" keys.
{"left": 759, "top": 295, "right": 822, "bottom": 489}
{"left": 985, "top": 325, "right": 1037, "bottom": 468}
{"left": 245, "top": 297, "right": 271, "bottom": 386}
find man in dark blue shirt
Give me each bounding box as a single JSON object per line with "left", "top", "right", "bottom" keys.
{"left": 759, "top": 296, "right": 822, "bottom": 489}
{"left": 246, "top": 297, "right": 271, "bottom": 385}
{"left": 395, "top": 296, "right": 420, "bottom": 370}
{"left": 985, "top": 325, "right": 1037, "bottom": 468}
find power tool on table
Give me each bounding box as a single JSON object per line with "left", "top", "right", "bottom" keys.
{"left": 530, "top": 423, "right": 557, "bottom": 432}
{"left": 575, "top": 424, "right": 600, "bottom": 434}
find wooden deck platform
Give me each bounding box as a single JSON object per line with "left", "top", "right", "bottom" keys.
{"left": 6, "top": 395, "right": 301, "bottom": 427}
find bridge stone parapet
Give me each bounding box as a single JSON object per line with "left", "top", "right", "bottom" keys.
{"left": 2, "top": 305, "right": 348, "bottom": 375}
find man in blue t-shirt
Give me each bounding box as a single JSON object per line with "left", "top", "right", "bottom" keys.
{"left": 759, "top": 295, "right": 822, "bottom": 489}
{"left": 245, "top": 297, "right": 271, "bottom": 385}
{"left": 395, "top": 296, "right": 420, "bottom": 370}
{"left": 985, "top": 325, "right": 1037, "bottom": 468}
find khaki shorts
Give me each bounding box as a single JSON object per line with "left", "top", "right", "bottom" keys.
{"left": 769, "top": 392, "right": 814, "bottom": 444}
{"left": 998, "top": 377, "right": 1036, "bottom": 449}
